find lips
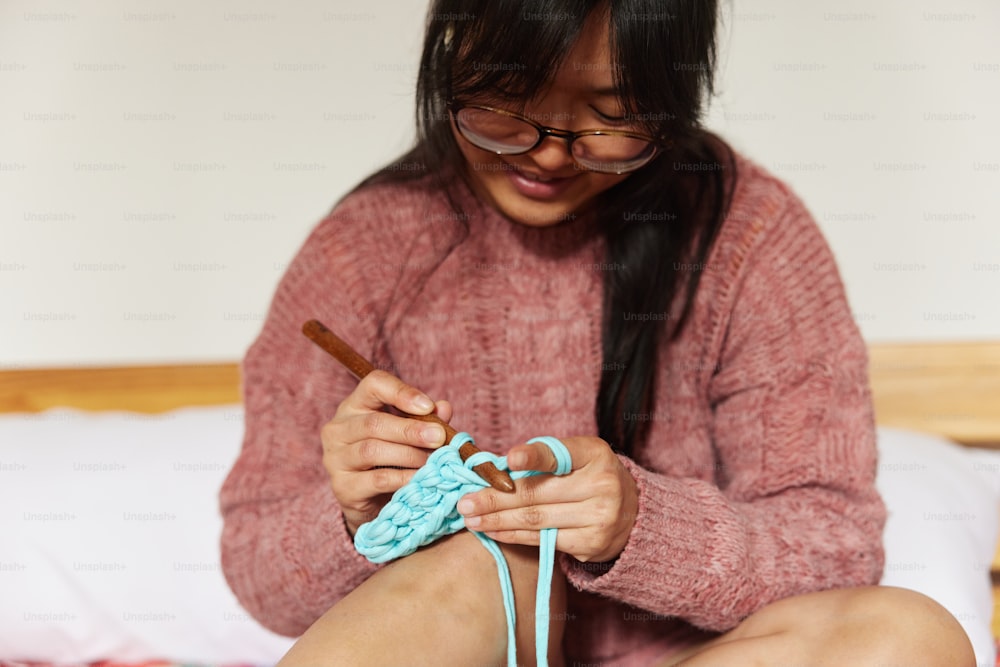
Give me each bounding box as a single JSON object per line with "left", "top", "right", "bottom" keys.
{"left": 507, "top": 167, "right": 578, "bottom": 200}
{"left": 518, "top": 170, "right": 556, "bottom": 182}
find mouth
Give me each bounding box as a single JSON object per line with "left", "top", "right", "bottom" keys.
{"left": 517, "top": 170, "right": 556, "bottom": 182}
{"left": 506, "top": 165, "right": 578, "bottom": 200}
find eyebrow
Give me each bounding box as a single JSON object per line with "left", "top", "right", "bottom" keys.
{"left": 591, "top": 85, "right": 619, "bottom": 97}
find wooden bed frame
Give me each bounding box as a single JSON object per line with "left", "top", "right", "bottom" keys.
{"left": 2, "top": 340, "right": 999, "bottom": 631}
{"left": 2, "top": 341, "right": 997, "bottom": 442}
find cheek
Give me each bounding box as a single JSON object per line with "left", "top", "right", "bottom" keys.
{"left": 453, "top": 132, "right": 501, "bottom": 185}
{"left": 452, "top": 126, "right": 487, "bottom": 168}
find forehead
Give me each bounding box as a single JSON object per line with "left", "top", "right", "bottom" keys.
{"left": 548, "top": 12, "right": 619, "bottom": 98}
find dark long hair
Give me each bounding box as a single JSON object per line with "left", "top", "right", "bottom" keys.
{"left": 364, "top": 0, "right": 735, "bottom": 456}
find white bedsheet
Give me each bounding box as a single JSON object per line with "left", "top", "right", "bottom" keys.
{"left": 0, "top": 406, "right": 294, "bottom": 663}
{"left": 1, "top": 407, "right": 997, "bottom": 665}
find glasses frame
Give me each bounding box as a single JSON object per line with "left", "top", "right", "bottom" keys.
{"left": 448, "top": 102, "right": 668, "bottom": 174}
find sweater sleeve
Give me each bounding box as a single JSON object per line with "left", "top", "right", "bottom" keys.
{"left": 218, "top": 191, "right": 407, "bottom": 636}
{"left": 561, "top": 188, "right": 886, "bottom": 632}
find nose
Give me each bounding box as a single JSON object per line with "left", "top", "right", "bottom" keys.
{"left": 526, "top": 134, "right": 577, "bottom": 173}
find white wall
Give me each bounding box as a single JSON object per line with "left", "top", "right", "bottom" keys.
{"left": 1, "top": 0, "right": 997, "bottom": 368}
{"left": 707, "top": 0, "right": 999, "bottom": 345}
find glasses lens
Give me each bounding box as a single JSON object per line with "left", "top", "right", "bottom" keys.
{"left": 572, "top": 135, "right": 658, "bottom": 174}
{"left": 455, "top": 107, "right": 539, "bottom": 154}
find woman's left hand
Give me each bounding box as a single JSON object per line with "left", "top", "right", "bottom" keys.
{"left": 456, "top": 436, "right": 639, "bottom": 563}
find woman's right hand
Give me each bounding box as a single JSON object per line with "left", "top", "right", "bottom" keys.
{"left": 321, "top": 370, "right": 452, "bottom": 536}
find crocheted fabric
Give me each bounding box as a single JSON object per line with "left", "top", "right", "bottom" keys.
{"left": 354, "top": 433, "right": 572, "bottom": 667}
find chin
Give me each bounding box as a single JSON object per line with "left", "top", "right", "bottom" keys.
{"left": 499, "top": 202, "right": 580, "bottom": 227}
{"left": 458, "top": 151, "right": 622, "bottom": 228}
{"left": 475, "top": 172, "right": 592, "bottom": 228}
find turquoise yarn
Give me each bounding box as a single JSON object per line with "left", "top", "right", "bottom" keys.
{"left": 354, "top": 432, "right": 572, "bottom": 667}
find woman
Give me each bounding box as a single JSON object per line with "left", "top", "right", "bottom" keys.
{"left": 220, "top": 1, "right": 974, "bottom": 664}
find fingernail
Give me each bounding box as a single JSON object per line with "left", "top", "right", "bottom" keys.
{"left": 421, "top": 425, "right": 443, "bottom": 445}
{"left": 509, "top": 449, "right": 530, "bottom": 470}
{"left": 457, "top": 498, "right": 473, "bottom": 515}
{"left": 464, "top": 515, "right": 481, "bottom": 528}
{"left": 413, "top": 395, "right": 434, "bottom": 412}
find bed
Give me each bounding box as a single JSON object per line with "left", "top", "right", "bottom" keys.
{"left": 1, "top": 340, "right": 999, "bottom": 666}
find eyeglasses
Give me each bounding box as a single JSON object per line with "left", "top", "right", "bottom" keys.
{"left": 449, "top": 103, "right": 665, "bottom": 174}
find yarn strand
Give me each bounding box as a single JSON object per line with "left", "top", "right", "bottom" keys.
{"left": 354, "top": 432, "right": 572, "bottom": 667}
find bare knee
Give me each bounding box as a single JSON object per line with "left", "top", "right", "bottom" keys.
{"left": 845, "top": 586, "right": 975, "bottom": 667}
{"left": 279, "top": 532, "right": 516, "bottom": 667}
{"left": 756, "top": 586, "right": 975, "bottom": 667}
{"left": 677, "top": 586, "right": 976, "bottom": 667}
{"left": 380, "top": 531, "right": 508, "bottom": 618}
{"left": 389, "top": 531, "right": 566, "bottom": 664}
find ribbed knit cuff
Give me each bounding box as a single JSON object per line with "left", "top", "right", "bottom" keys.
{"left": 561, "top": 456, "right": 747, "bottom": 632}
{"left": 290, "top": 483, "right": 384, "bottom": 610}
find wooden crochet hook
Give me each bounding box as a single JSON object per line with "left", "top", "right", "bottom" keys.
{"left": 302, "top": 319, "right": 516, "bottom": 493}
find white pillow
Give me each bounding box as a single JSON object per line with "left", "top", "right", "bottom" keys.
{"left": 877, "top": 426, "right": 1000, "bottom": 667}
{"left": 1, "top": 409, "right": 997, "bottom": 666}
{"left": 0, "top": 406, "right": 294, "bottom": 663}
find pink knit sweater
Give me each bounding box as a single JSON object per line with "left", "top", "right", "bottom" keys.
{"left": 219, "top": 155, "right": 886, "bottom": 664}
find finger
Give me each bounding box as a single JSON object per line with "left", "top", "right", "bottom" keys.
{"left": 463, "top": 500, "right": 593, "bottom": 533}
{"left": 484, "top": 526, "right": 604, "bottom": 561}
{"left": 480, "top": 529, "right": 541, "bottom": 548}
{"left": 434, "top": 399, "right": 454, "bottom": 424}
{"left": 348, "top": 369, "right": 436, "bottom": 416}
{"left": 341, "top": 411, "right": 447, "bottom": 450}
{"left": 359, "top": 466, "right": 418, "bottom": 496}
{"left": 341, "top": 440, "right": 432, "bottom": 472}
{"left": 457, "top": 474, "right": 587, "bottom": 518}
{"left": 506, "top": 441, "right": 559, "bottom": 473}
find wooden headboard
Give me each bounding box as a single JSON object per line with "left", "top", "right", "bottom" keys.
{"left": 866, "top": 341, "right": 1000, "bottom": 448}
{"left": 1, "top": 341, "right": 998, "bottom": 447}
{"left": 0, "top": 363, "right": 241, "bottom": 414}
